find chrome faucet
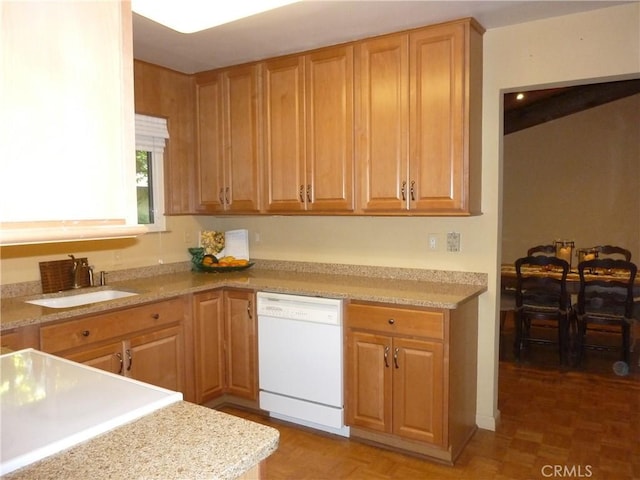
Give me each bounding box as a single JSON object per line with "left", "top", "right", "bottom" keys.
{"left": 69, "top": 255, "right": 87, "bottom": 289}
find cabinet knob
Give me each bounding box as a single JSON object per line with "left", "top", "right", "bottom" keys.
{"left": 151, "top": 313, "right": 160, "bottom": 320}
{"left": 81, "top": 330, "right": 90, "bottom": 337}
{"left": 388, "top": 318, "right": 395, "bottom": 325}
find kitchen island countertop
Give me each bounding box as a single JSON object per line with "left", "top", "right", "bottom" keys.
{"left": 4, "top": 400, "right": 279, "bottom": 480}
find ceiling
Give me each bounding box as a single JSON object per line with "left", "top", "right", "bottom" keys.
{"left": 504, "top": 78, "right": 640, "bottom": 134}
{"left": 132, "top": 1, "right": 633, "bottom": 74}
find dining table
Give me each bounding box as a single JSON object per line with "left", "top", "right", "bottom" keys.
{"left": 500, "top": 263, "right": 640, "bottom": 296}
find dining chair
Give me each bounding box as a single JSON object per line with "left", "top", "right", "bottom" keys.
{"left": 514, "top": 255, "right": 572, "bottom": 365}
{"left": 594, "top": 245, "right": 632, "bottom": 261}
{"left": 527, "top": 244, "right": 556, "bottom": 256}
{"left": 574, "top": 258, "right": 637, "bottom": 366}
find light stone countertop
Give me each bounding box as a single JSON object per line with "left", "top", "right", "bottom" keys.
{"left": 3, "top": 401, "right": 279, "bottom": 480}
{"left": 0, "top": 260, "right": 484, "bottom": 477}
{"left": 1, "top": 261, "right": 487, "bottom": 331}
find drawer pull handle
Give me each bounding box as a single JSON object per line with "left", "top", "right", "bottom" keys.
{"left": 401, "top": 181, "right": 406, "bottom": 201}
{"left": 247, "top": 301, "right": 252, "bottom": 320}
{"left": 81, "top": 330, "right": 90, "bottom": 337}
{"left": 126, "top": 349, "right": 132, "bottom": 371}
{"left": 152, "top": 313, "right": 160, "bottom": 320}
{"left": 115, "top": 352, "right": 123, "bottom": 375}
{"left": 388, "top": 318, "right": 395, "bottom": 325}
{"left": 384, "top": 346, "right": 390, "bottom": 368}
{"left": 299, "top": 185, "right": 304, "bottom": 203}
{"left": 393, "top": 347, "right": 400, "bottom": 369}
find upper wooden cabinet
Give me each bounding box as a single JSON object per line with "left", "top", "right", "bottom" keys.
{"left": 355, "top": 33, "right": 409, "bottom": 212}
{"left": 263, "top": 45, "right": 354, "bottom": 213}
{"left": 356, "top": 18, "right": 483, "bottom": 215}
{"left": 186, "top": 18, "right": 483, "bottom": 217}
{"left": 262, "top": 56, "right": 306, "bottom": 212}
{"left": 195, "top": 64, "right": 261, "bottom": 214}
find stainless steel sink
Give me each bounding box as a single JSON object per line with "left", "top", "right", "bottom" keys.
{"left": 25, "top": 289, "right": 138, "bottom": 309}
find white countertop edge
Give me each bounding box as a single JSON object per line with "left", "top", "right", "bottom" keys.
{"left": 0, "top": 349, "right": 183, "bottom": 476}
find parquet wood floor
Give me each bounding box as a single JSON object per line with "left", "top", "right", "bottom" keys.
{"left": 219, "top": 347, "right": 639, "bottom": 479}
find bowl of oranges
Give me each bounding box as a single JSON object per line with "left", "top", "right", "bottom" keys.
{"left": 189, "top": 248, "right": 253, "bottom": 273}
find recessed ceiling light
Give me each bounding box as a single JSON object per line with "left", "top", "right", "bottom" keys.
{"left": 132, "top": 0, "right": 299, "bottom": 34}
{"left": 516, "top": 93, "right": 525, "bottom": 101}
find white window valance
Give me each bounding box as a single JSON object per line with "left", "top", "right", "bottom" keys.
{"left": 135, "top": 114, "right": 169, "bottom": 150}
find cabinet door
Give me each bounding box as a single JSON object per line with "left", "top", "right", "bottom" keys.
{"left": 392, "top": 337, "right": 444, "bottom": 445}
{"left": 262, "top": 56, "right": 306, "bottom": 212}
{"left": 346, "top": 331, "right": 392, "bottom": 433}
{"left": 356, "top": 34, "right": 409, "bottom": 212}
{"left": 193, "top": 290, "right": 225, "bottom": 403}
{"left": 409, "top": 23, "right": 466, "bottom": 213}
{"left": 222, "top": 65, "right": 261, "bottom": 213}
{"left": 127, "top": 325, "right": 185, "bottom": 394}
{"left": 196, "top": 76, "right": 225, "bottom": 213}
{"left": 305, "top": 45, "right": 354, "bottom": 212}
{"left": 64, "top": 341, "right": 124, "bottom": 375}
{"left": 223, "top": 290, "right": 257, "bottom": 400}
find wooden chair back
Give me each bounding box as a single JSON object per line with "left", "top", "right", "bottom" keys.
{"left": 576, "top": 258, "right": 637, "bottom": 364}
{"left": 526, "top": 244, "right": 556, "bottom": 256}
{"left": 514, "top": 255, "right": 571, "bottom": 364}
{"left": 594, "top": 245, "right": 632, "bottom": 261}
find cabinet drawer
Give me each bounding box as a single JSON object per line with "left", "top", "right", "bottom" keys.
{"left": 347, "top": 303, "right": 444, "bottom": 340}
{"left": 40, "top": 298, "right": 184, "bottom": 354}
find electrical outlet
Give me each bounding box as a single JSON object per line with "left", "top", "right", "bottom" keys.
{"left": 255, "top": 232, "right": 261, "bottom": 243}
{"left": 428, "top": 233, "right": 438, "bottom": 251}
{"left": 113, "top": 251, "right": 122, "bottom": 266}
{"left": 447, "top": 232, "right": 461, "bottom": 252}
{"left": 184, "top": 230, "right": 193, "bottom": 245}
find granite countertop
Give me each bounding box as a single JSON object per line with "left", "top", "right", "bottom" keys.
{"left": 1, "top": 261, "right": 487, "bottom": 331}
{"left": 4, "top": 401, "right": 279, "bottom": 480}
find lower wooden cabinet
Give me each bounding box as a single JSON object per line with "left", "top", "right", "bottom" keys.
{"left": 348, "top": 331, "right": 444, "bottom": 445}
{"left": 39, "top": 297, "right": 188, "bottom": 398}
{"left": 192, "top": 288, "right": 258, "bottom": 404}
{"left": 346, "top": 299, "right": 478, "bottom": 464}
{"left": 1, "top": 324, "right": 40, "bottom": 351}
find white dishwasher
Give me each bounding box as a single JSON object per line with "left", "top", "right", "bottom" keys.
{"left": 257, "top": 292, "right": 349, "bottom": 437}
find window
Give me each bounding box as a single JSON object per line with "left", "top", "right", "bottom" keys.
{"left": 135, "top": 114, "right": 169, "bottom": 232}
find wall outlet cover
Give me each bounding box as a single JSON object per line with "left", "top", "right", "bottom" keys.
{"left": 447, "top": 232, "right": 461, "bottom": 252}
